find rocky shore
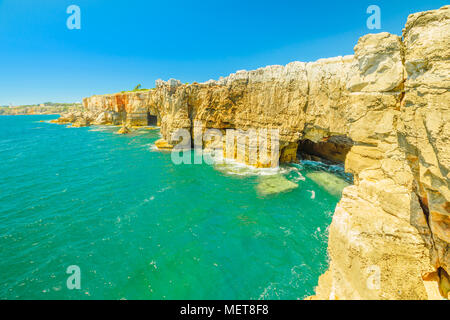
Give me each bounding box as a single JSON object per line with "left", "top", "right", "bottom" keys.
{"left": 53, "top": 6, "right": 449, "bottom": 299}
{"left": 0, "top": 103, "right": 82, "bottom": 116}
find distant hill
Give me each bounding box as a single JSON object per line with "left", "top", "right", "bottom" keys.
{"left": 0, "top": 103, "right": 83, "bottom": 115}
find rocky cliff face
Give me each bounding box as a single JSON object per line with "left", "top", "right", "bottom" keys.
{"left": 70, "top": 6, "right": 449, "bottom": 299}
{"left": 401, "top": 6, "right": 450, "bottom": 277}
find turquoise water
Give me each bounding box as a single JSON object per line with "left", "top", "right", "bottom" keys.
{"left": 0, "top": 115, "right": 349, "bottom": 300}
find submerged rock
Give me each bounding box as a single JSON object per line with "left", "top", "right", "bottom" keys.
{"left": 256, "top": 175, "right": 298, "bottom": 196}
{"left": 306, "top": 171, "right": 350, "bottom": 197}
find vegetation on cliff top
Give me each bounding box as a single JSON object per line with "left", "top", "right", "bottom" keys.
{"left": 119, "top": 84, "right": 155, "bottom": 94}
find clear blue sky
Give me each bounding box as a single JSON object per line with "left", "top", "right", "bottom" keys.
{"left": 0, "top": 0, "right": 447, "bottom": 105}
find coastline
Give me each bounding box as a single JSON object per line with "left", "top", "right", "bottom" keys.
{"left": 46, "top": 6, "right": 450, "bottom": 300}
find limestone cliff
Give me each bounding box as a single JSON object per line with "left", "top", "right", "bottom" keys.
{"left": 59, "top": 6, "right": 449, "bottom": 299}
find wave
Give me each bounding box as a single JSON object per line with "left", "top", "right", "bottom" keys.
{"left": 213, "top": 158, "right": 286, "bottom": 177}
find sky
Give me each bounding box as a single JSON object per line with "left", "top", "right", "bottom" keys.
{"left": 0, "top": 0, "right": 447, "bottom": 105}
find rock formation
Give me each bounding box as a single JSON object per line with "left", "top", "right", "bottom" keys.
{"left": 55, "top": 6, "right": 449, "bottom": 299}
{"left": 116, "top": 124, "right": 131, "bottom": 135}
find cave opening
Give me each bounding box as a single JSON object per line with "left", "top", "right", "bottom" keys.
{"left": 296, "top": 135, "right": 355, "bottom": 194}
{"left": 297, "top": 136, "right": 353, "bottom": 165}
{"left": 147, "top": 113, "right": 158, "bottom": 126}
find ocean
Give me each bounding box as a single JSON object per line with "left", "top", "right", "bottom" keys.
{"left": 0, "top": 115, "right": 350, "bottom": 299}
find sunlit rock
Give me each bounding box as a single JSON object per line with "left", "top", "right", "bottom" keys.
{"left": 58, "top": 5, "right": 450, "bottom": 300}
{"left": 155, "top": 138, "right": 174, "bottom": 150}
